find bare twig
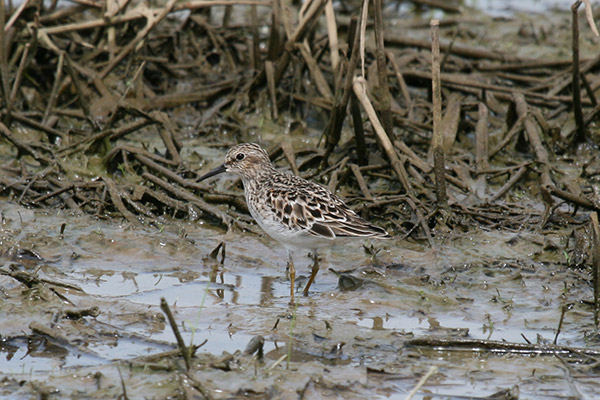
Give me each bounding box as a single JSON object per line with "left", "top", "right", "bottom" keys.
{"left": 265, "top": 60, "right": 278, "bottom": 119}
{"left": 103, "top": 177, "right": 138, "bottom": 224}
{"left": 43, "top": 52, "right": 65, "bottom": 125}
{"left": 489, "top": 114, "right": 526, "bottom": 157}
{"left": 405, "top": 366, "right": 438, "bottom": 400}
{"left": 0, "top": 0, "right": 9, "bottom": 109}
{"left": 487, "top": 166, "right": 527, "bottom": 203}
{"left": 475, "top": 103, "right": 489, "bottom": 172}
{"left": 512, "top": 93, "right": 552, "bottom": 187}
{"left": 547, "top": 185, "right": 600, "bottom": 212}
{"left": 349, "top": 163, "right": 373, "bottom": 200}
{"left": 353, "top": 76, "right": 412, "bottom": 195}
{"left": 324, "top": 0, "right": 339, "bottom": 75}
{"left": 296, "top": 42, "right": 333, "bottom": 100}
{"left": 583, "top": 0, "right": 599, "bottom": 36}
{"left": 142, "top": 172, "right": 239, "bottom": 230}
{"left": 441, "top": 92, "right": 462, "bottom": 154}
{"left": 554, "top": 304, "right": 572, "bottom": 345}
{"left": 99, "top": 0, "right": 178, "bottom": 79}
{"left": 387, "top": 51, "right": 412, "bottom": 112}
{"left": 8, "top": 42, "right": 32, "bottom": 118}
{"left": 0, "top": 122, "right": 53, "bottom": 165}
{"left": 4, "top": 0, "right": 31, "bottom": 32}
{"left": 386, "top": 35, "right": 513, "bottom": 61}
{"left": 407, "top": 336, "right": 600, "bottom": 356}
{"left": 323, "top": 10, "right": 362, "bottom": 161}
{"left": 373, "top": 0, "right": 393, "bottom": 138}
{"left": 160, "top": 297, "right": 192, "bottom": 371}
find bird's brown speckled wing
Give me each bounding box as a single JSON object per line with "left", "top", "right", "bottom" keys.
{"left": 264, "top": 173, "right": 388, "bottom": 239}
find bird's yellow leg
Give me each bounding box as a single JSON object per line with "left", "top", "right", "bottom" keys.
{"left": 287, "top": 251, "right": 295, "bottom": 304}
{"left": 303, "top": 251, "right": 319, "bottom": 296}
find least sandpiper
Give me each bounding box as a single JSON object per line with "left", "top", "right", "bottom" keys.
{"left": 198, "top": 143, "right": 389, "bottom": 302}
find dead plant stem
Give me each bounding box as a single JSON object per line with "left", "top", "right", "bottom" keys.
{"left": 430, "top": 19, "right": 448, "bottom": 209}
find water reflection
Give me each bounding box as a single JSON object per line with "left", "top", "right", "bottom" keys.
{"left": 260, "top": 276, "right": 275, "bottom": 306}
{"left": 96, "top": 266, "right": 308, "bottom": 308}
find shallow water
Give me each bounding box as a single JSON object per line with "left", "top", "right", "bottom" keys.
{"left": 0, "top": 203, "right": 597, "bottom": 399}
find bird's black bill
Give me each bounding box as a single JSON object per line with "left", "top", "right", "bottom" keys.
{"left": 197, "top": 164, "right": 227, "bottom": 182}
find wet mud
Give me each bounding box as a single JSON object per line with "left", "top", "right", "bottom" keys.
{"left": 1, "top": 202, "right": 598, "bottom": 398}
{"left": 1, "top": 0, "right": 600, "bottom": 399}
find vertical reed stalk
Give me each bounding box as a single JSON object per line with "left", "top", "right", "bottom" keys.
{"left": 430, "top": 19, "right": 448, "bottom": 209}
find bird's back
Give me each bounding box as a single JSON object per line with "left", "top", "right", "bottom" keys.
{"left": 244, "top": 170, "right": 389, "bottom": 247}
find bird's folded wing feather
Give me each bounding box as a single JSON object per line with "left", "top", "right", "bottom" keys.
{"left": 266, "top": 179, "right": 388, "bottom": 239}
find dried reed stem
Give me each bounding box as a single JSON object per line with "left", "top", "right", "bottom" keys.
{"left": 324, "top": 0, "right": 339, "bottom": 75}
{"left": 373, "top": 0, "right": 393, "bottom": 137}
{"left": 160, "top": 297, "right": 192, "bottom": 371}
{"left": 353, "top": 76, "right": 412, "bottom": 195}
{"left": 430, "top": 19, "right": 448, "bottom": 209}
{"left": 571, "top": 0, "right": 586, "bottom": 144}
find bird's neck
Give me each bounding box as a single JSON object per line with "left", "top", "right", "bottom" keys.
{"left": 242, "top": 164, "right": 277, "bottom": 188}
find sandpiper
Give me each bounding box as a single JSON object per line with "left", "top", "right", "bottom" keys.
{"left": 198, "top": 143, "right": 389, "bottom": 302}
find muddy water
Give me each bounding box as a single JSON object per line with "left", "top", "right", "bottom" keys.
{"left": 0, "top": 202, "right": 597, "bottom": 399}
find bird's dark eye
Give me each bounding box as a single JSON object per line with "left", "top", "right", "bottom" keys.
{"left": 236, "top": 153, "right": 245, "bottom": 161}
